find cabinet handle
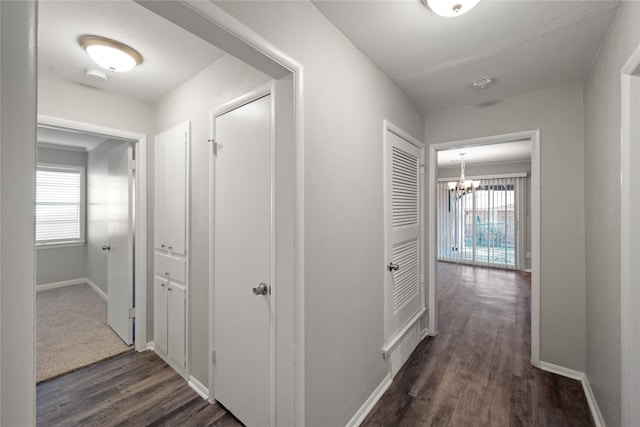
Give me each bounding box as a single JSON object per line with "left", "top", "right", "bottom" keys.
{"left": 168, "top": 287, "right": 173, "bottom": 292}
{"left": 168, "top": 246, "right": 173, "bottom": 251}
{"left": 161, "top": 243, "right": 166, "bottom": 249}
{"left": 161, "top": 283, "right": 165, "bottom": 288}
{"left": 165, "top": 272, "right": 170, "bottom": 276}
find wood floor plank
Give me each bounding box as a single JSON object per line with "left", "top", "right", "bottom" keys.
{"left": 362, "top": 262, "right": 594, "bottom": 427}
{"left": 37, "top": 351, "right": 242, "bottom": 427}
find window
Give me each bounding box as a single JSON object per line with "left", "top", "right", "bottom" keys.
{"left": 437, "top": 175, "right": 527, "bottom": 270}
{"left": 36, "top": 164, "right": 85, "bottom": 246}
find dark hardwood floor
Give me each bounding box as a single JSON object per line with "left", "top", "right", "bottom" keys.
{"left": 362, "top": 262, "right": 594, "bottom": 427}
{"left": 37, "top": 350, "right": 242, "bottom": 427}
{"left": 38, "top": 262, "right": 593, "bottom": 427}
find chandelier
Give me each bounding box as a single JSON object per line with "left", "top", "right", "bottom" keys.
{"left": 447, "top": 153, "right": 480, "bottom": 200}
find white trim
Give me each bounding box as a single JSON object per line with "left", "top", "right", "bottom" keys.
{"left": 538, "top": 361, "right": 583, "bottom": 381}
{"left": 188, "top": 375, "right": 209, "bottom": 401}
{"left": 537, "top": 362, "right": 605, "bottom": 427}
{"left": 437, "top": 172, "right": 528, "bottom": 182}
{"left": 345, "top": 374, "right": 392, "bottom": 427}
{"left": 621, "top": 40, "right": 640, "bottom": 427}
{"left": 582, "top": 376, "right": 606, "bottom": 427}
{"left": 36, "top": 278, "right": 107, "bottom": 302}
{"left": 35, "top": 278, "right": 86, "bottom": 291}
{"left": 37, "top": 115, "right": 148, "bottom": 352}
{"left": 146, "top": 341, "right": 155, "bottom": 351}
{"left": 428, "top": 130, "right": 541, "bottom": 364}
{"left": 382, "top": 307, "right": 427, "bottom": 358}
{"left": 85, "top": 278, "right": 107, "bottom": 301}
{"left": 36, "top": 241, "right": 85, "bottom": 249}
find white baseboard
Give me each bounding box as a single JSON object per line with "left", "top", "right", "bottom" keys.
{"left": 36, "top": 277, "right": 108, "bottom": 301}
{"left": 581, "top": 375, "right": 606, "bottom": 427}
{"left": 537, "top": 361, "right": 605, "bottom": 427}
{"left": 146, "top": 341, "right": 155, "bottom": 351}
{"left": 188, "top": 375, "right": 209, "bottom": 401}
{"left": 538, "top": 361, "right": 583, "bottom": 380}
{"left": 382, "top": 307, "right": 427, "bottom": 358}
{"left": 36, "top": 278, "right": 86, "bottom": 291}
{"left": 85, "top": 278, "right": 107, "bottom": 301}
{"left": 345, "top": 374, "right": 392, "bottom": 427}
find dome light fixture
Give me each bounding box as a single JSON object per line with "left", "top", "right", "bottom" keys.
{"left": 424, "top": 0, "right": 480, "bottom": 17}
{"left": 79, "top": 35, "right": 143, "bottom": 72}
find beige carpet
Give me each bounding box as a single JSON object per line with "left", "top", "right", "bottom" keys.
{"left": 36, "top": 284, "right": 132, "bottom": 383}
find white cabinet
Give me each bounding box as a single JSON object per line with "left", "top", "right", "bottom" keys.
{"left": 154, "top": 123, "right": 188, "bottom": 256}
{"left": 154, "top": 275, "right": 186, "bottom": 371}
{"left": 153, "top": 122, "right": 189, "bottom": 378}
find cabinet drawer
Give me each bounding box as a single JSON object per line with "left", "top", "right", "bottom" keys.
{"left": 154, "top": 253, "right": 186, "bottom": 283}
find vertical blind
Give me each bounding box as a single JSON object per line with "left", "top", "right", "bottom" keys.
{"left": 437, "top": 176, "right": 527, "bottom": 270}
{"left": 36, "top": 166, "right": 84, "bottom": 243}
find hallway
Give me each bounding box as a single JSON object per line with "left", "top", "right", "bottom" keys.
{"left": 363, "top": 262, "right": 593, "bottom": 426}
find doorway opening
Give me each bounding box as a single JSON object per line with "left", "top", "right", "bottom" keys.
{"left": 36, "top": 115, "right": 147, "bottom": 362}
{"left": 35, "top": 118, "right": 148, "bottom": 385}
{"left": 427, "top": 130, "right": 541, "bottom": 364}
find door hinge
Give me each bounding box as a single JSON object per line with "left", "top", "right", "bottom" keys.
{"left": 420, "top": 164, "right": 426, "bottom": 175}
{"left": 129, "top": 159, "right": 136, "bottom": 170}
{"left": 129, "top": 307, "right": 135, "bottom": 319}
{"left": 209, "top": 139, "right": 222, "bottom": 156}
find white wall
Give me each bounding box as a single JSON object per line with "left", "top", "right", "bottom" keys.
{"left": 0, "top": 1, "right": 36, "bottom": 425}
{"left": 87, "top": 140, "right": 127, "bottom": 294}
{"left": 583, "top": 2, "right": 640, "bottom": 425}
{"left": 36, "top": 146, "right": 88, "bottom": 285}
{"left": 214, "top": 2, "right": 425, "bottom": 425}
{"left": 154, "top": 53, "right": 271, "bottom": 385}
{"left": 425, "top": 82, "right": 586, "bottom": 371}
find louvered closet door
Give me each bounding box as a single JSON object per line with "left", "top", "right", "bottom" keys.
{"left": 385, "top": 130, "right": 423, "bottom": 341}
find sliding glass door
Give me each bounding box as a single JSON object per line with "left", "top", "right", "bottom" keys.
{"left": 437, "top": 176, "right": 527, "bottom": 270}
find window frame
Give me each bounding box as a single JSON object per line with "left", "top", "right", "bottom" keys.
{"left": 35, "top": 163, "right": 86, "bottom": 248}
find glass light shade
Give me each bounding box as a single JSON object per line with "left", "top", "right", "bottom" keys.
{"left": 427, "top": 0, "right": 480, "bottom": 17}
{"left": 80, "top": 36, "right": 142, "bottom": 73}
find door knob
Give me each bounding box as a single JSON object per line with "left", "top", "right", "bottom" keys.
{"left": 252, "top": 282, "right": 269, "bottom": 296}
{"left": 101, "top": 244, "right": 111, "bottom": 251}
{"left": 388, "top": 262, "right": 400, "bottom": 272}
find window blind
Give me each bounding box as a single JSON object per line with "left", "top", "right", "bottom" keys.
{"left": 36, "top": 166, "right": 84, "bottom": 244}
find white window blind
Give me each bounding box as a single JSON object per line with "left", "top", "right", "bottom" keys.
{"left": 437, "top": 175, "right": 527, "bottom": 270}
{"left": 36, "top": 165, "right": 85, "bottom": 244}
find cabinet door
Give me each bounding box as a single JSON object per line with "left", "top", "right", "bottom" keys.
{"left": 154, "top": 276, "right": 168, "bottom": 354}
{"left": 154, "top": 133, "right": 168, "bottom": 251}
{"left": 167, "top": 126, "right": 187, "bottom": 256}
{"left": 167, "top": 283, "right": 186, "bottom": 368}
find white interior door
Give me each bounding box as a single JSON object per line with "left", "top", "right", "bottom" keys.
{"left": 385, "top": 130, "right": 424, "bottom": 341}
{"left": 214, "top": 93, "right": 272, "bottom": 426}
{"left": 107, "top": 143, "right": 134, "bottom": 345}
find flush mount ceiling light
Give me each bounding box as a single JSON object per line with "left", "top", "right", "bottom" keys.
{"left": 423, "top": 0, "right": 480, "bottom": 17}
{"left": 79, "top": 35, "right": 143, "bottom": 72}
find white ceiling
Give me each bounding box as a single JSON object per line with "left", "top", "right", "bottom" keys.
{"left": 38, "top": 0, "right": 226, "bottom": 102}
{"left": 37, "top": 126, "right": 111, "bottom": 151}
{"left": 312, "top": 0, "right": 621, "bottom": 114}
{"left": 437, "top": 140, "right": 531, "bottom": 168}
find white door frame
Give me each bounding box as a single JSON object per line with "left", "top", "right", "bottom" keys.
{"left": 427, "top": 130, "right": 541, "bottom": 364}
{"left": 209, "top": 83, "right": 276, "bottom": 425}
{"left": 620, "top": 41, "right": 640, "bottom": 427}
{"left": 135, "top": 2, "right": 303, "bottom": 424}
{"left": 36, "top": 114, "right": 148, "bottom": 351}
